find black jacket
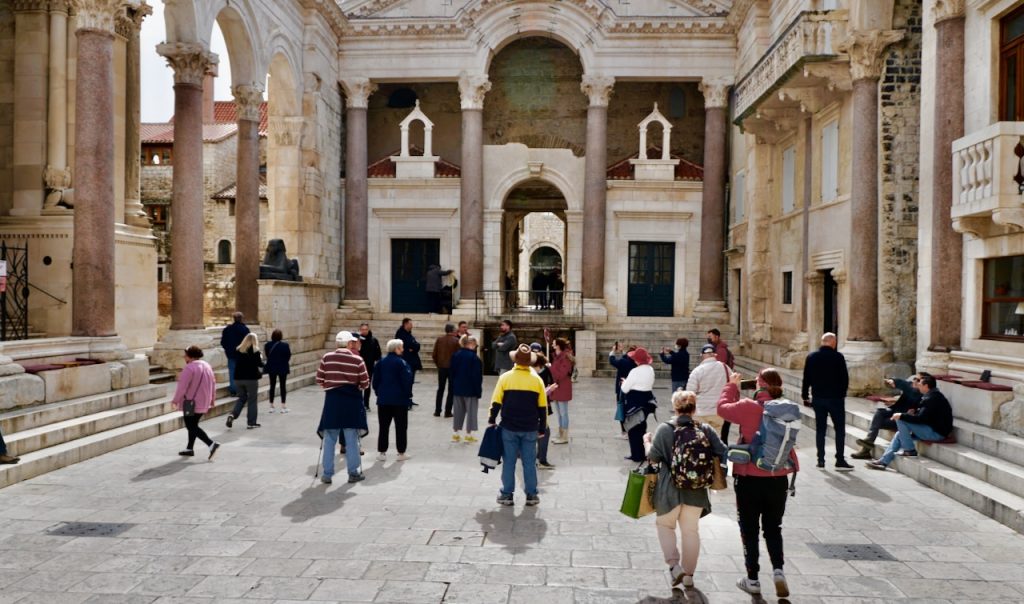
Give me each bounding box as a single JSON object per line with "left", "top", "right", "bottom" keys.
{"left": 609, "top": 352, "right": 636, "bottom": 397}
{"left": 264, "top": 341, "right": 291, "bottom": 375}
{"left": 901, "top": 388, "right": 954, "bottom": 437}
{"left": 395, "top": 327, "right": 422, "bottom": 371}
{"left": 891, "top": 377, "right": 922, "bottom": 413}
{"left": 359, "top": 332, "right": 382, "bottom": 372}
{"left": 234, "top": 350, "right": 264, "bottom": 380}
{"left": 220, "top": 321, "right": 250, "bottom": 360}
{"left": 801, "top": 346, "right": 849, "bottom": 400}
{"left": 659, "top": 349, "right": 690, "bottom": 383}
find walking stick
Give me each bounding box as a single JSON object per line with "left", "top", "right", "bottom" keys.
{"left": 314, "top": 434, "right": 324, "bottom": 479}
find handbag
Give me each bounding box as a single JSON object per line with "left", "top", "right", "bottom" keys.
{"left": 181, "top": 371, "right": 206, "bottom": 417}
{"left": 621, "top": 463, "right": 658, "bottom": 519}
{"left": 710, "top": 460, "right": 727, "bottom": 491}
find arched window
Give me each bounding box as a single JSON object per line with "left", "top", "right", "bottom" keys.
{"left": 387, "top": 87, "right": 418, "bottom": 108}
{"left": 217, "top": 240, "right": 232, "bottom": 264}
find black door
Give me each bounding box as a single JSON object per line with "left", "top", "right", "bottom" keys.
{"left": 391, "top": 239, "right": 440, "bottom": 313}
{"left": 823, "top": 269, "right": 839, "bottom": 337}
{"left": 627, "top": 242, "right": 675, "bottom": 317}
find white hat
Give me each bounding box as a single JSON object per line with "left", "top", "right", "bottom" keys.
{"left": 336, "top": 330, "right": 355, "bottom": 345}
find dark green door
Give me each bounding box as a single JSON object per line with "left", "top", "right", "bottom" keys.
{"left": 627, "top": 242, "right": 675, "bottom": 317}
{"left": 391, "top": 239, "right": 440, "bottom": 313}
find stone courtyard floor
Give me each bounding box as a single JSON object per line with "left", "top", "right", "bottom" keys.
{"left": 1, "top": 375, "right": 1024, "bottom": 604}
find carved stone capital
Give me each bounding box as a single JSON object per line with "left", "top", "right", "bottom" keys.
{"left": 69, "top": 0, "right": 124, "bottom": 33}
{"left": 341, "top": 78, "right": 377, "bottom": 109}
{"left": 49, "top": 0, "right": 70, "bottom": 14}
{"left": 12, "top": 1, "right": 50, "bottom": 13}
{"left": 157, "top": 42, "right": 218, "bottom": 87}
{"left": 933, "top": 0, "right": 965, "bottom": 24}
{"left": 581, "top": 74, "right": 615, "bottom": 107}
{"left": 233, "top": 84, "right": 264, "bottom": 122}
{"left": 699, "top": 77, "right": 733, "bottom": 109}
{"left": 838, "top": 29, "right": 905, "bottom": 81}
{"left": 458, "top": 72, "right": 491, "bottom": 111}
{"left": 124, "top": 1, "right": 151, "bottom": 29}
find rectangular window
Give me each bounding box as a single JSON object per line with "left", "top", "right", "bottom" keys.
{"left": 821, "top": 120, "right": 839, "bottom": 202}
{"left": 228, "top": 200, "right": 236, "bottom": 217}
{"left": 1001, "top": 5, "right": 1024, "bottom": 121}
{"left": 983, "top": 255, "right": 1024, "bottom": 339}
{"left": 732, "top": 170, "right": 745, "bottom": 222}
{"left": 782, "top": 271, "right": 793, "bottom": 305}
{"left": 782, "top": 145, "right": 796, "bottom": 214}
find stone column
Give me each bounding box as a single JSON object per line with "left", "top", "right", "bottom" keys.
{"left": 233, "top": 84, "right": 264, "bottom": 322}
{"left": 43, "top": 0, "right": 71, "bottom": 212}
{"left": 696, "top": 77, "right": 731, "bottom": 311}
{"left": 341, "top": 78, "right": 376, "bottom": 303}
{"left": 580, "top": 74, "right": 614, "bottom": 301}
{"left": 11, "top": 0, "right": 50, "bottom": 217}
{"left": 69, "top": 0, "right": 123, "bottom": 336}
{"left": 929, "top": 2, "right": 965, "bottom": 352}
{"left": 157, "top": 42, "right": 218, "bottom": 330}
{"left": 121, "top": 2, "right": 151, "bottom": 226}
{"left": 840, "top": 29, "right": 903, "bottom": 342}
{"left": 458, "top": 72, "right": 490, "bottom": 301}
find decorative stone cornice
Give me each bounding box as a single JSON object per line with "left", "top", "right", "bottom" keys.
{"left": 727, "top": 0, "right": 758, "bottom": 27}
{"left": 49, "top": 0, "right": 70, "bottom": 14}
{"left": 156, "top": 42, "right": 218, "bottom": 87}
{"left": 233, "top": 85, "right": 264, "bottom": 123}
{"left": 12, "top": 1, "right": 50, "bottom": 13}
{"left": 838, "top": 29, "right": 905, "bottom": 81}
{"left": 580, "top": 74, "right": 615, "bottom": 108}
{"left": 341, "top": 78, "right": 377, "bottom": 109}
{"left": 458, "top": 72, "right": 491, "bottom": 111}
{"left": 68, "top": 0, "right": 123, "bottom": 33}
{"left": 604, "top": 18, "right": 732, "bottom": 35}
{"left": 699, "top": 77, "right": 732, "bottom": 109}
{"left": 933, "top": 0, "right": 966, "bottom": 24}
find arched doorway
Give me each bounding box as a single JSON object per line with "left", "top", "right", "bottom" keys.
{"left": 502, "top": 180, "right": 567, "bottom": 310}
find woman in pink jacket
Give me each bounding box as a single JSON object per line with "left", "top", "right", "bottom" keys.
{"left": 548, "top": 338, "right": 575, "bottom": 444}
{"left": 172, "top": 346, "right": 220, "bottom": 460}
{"left": 717, "top": 368, "right": 798, "bottom": 599}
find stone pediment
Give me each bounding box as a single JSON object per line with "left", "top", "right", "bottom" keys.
{"left": 344, "top": 0, "right": 730, "bottom": 20}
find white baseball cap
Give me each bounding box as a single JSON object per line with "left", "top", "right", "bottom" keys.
{"left": 336, "top": 330, "right": 355, "bottom": 345}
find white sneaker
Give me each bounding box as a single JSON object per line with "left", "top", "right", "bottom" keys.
{"left": 773, "top": 569, "right": 789, "bottom": 598}
{"left": 268, "top": 407, "right": 276, "bottom": 414}
{"left": 281, "top": 408, "right": 289, "bottom": 414}
{"left": 682, "top": 574, "right": 694, "bottom": 588}
{"left": 736, "top": 577, "right": 761, "bottom": 595}
{"left": 669, "top": 565, "right": 684, "bottom": 586}
{"left": 376, "top": 453, "right": 386, "bottom": 461}
{"left": 397, "top": 453, "right": 410, "bottom": 462}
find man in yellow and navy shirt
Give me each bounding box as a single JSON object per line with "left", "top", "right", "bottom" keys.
{"left": 488, "top": 344, "right": 548, "bottom": 507}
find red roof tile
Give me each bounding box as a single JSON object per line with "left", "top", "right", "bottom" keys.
{"left": 212, "top": 177, "right": 269, "bottom": 200}
{"left": 143, "top": 100, "right": 268, "bottom": 144}
{"left": 606, "top": 147, "right": 704, "bottom": 181}
{"left": 367, "top": 147, "right": 462, "bottom": 178}
{"left": 212, "top": 101, "right": 269, "bottom": 136}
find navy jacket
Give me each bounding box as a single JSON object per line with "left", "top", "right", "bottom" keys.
{"left": 609, "top": 352, "right": 637, "bottom": 397}
{"left": 659, "top": 349, "right": 691, "bottom": 383}
{"left": 264, "top": 341, "right": 292, "bottom": 375}
{"left": 450, "top": 348, "right": 483, "bottom": 398}
{"left": 477, "top": 425, "right": 503, "bottom": 473}
{"left": 372, "top": 353, "right": 414, "bottom": 407}
{"left": 801, "top": 346, "right": 849, "bottom": 400}
{"left": 317, "top": 384, "right": 368, "bottom": 436}
{"left": 220, "top": 322, "right": 250, "bottom": 360}
{"left": 359, "top": 332, "right": 382, "bottom": 372}
{"left": 395, "top": 327, "right": 423, "bottom": 371}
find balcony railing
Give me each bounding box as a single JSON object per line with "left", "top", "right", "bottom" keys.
{"left": 951, "top": 122, "right": 1024, "bottom": 231}
{"left": 734, "top": 10, "right": 848, "bottom": 120}
{"left": 474, "top": 290, "right": 583, "bottom": 325}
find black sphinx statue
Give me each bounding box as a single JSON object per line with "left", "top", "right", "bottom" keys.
{"left": 259, "top": 239, "right": 302, "bottom": 281}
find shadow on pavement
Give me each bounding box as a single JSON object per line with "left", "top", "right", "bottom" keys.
{"left": 822, "top": 470, "right": 892, "bottom": 502}
{"left": 474, "top": 504, "right": 547, "bottom": 554}
{"left": 280, "top": 482, "right": 354, "bottom": 523}
{"left": 130, "top": 458, "right": 194, "bottom": 482}
{"left": 635, "top": 586, "right": 715, "bottom": 603}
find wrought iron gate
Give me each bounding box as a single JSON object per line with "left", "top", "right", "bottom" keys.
{"left": 0, "top": 242, "right": 28, "bottom": 341}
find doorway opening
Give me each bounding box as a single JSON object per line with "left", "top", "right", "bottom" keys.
{"left": 501, "top": 180, "right": 567, "bottom": 311}
{"left": 822, "top": 268, "right": 839, "bottom": 336}
{"left": 391, "top": 238, "right": 440, "bottom": 313}
{"left": 627, "top": 241, "right": 675, "bottom": 317}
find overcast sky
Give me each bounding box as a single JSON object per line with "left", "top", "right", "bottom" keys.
{"left": 140, "top": 0, "right": 232, "bottom": 122}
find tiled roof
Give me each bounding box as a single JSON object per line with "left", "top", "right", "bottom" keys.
{"left": 212, "top": 101, "right": 269, "bottom": 135}
{"left": 606, "top": 147, "right": 704, "bottom": 181}
{"left": 212, "top": 177, "right": 269, "bottom": 200}
{"left": 141, "top": 100, "right": 268, "bottom": 144}
{"left": 367, "top": 147, "right": 462, "bottom": 178}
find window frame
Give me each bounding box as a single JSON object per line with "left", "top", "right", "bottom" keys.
{"left": 1000, "top": 3, "right": 1024, "bottom": 121}
{"left": 981, "top": 255, "right": 1024, "bottom": 341}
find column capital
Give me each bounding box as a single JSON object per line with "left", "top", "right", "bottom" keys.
{"left": 12, "top": 1, "right": 50, "bottom": 13}
{"left": 581, "top": 74, "right": 615, "bottom": 108}
{"left": 699, "top": 77, "right": 733, "bottom": 109}
{"left": 233, "top": 84, "right": 265, "bottom": 123}
{"left": 49, "top": 0, "right": 70, "bottom": 14}
{"left": 157, "top": 42, "right": 218, "bottom": 87}
{"left": 838, "top": 29, "right": 905, "bottom": 81}
{"left": 933, "top": 0, "right": 965, "bottom": 24}
{"left": 341, "top": 77, "right": 377, "bottom": 109}
{"left": 458, "top": 72, "right": 491, "bottom": 110}
{"left": 68, "top": 0, "right": 124, "bottom": 33}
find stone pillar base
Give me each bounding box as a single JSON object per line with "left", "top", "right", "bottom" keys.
{"left": 340, "top": 299, "right": 373, "bottom": 313}
{"left": 574, "top": 329, "right": 597, "bottom": 377}
{"left": 40, "top": 206, "right": 73, "bottom": 217}
{"left": 0, "top": 354, "right": 44, "bottom": 411}
{"left": 80, "top": 336, "right": 133, "bottom": 363}
{"left": 150, "top": 329, "right": 226, "bottom": 376}
{"left": 693, "top": 299, "right": 730, "bottom": 322}
{"left": 840, "top": 340, "right": 910, "bottom": 394}
{"left": 915, "top": 350, "right": 953, "bottom": 377}
{"left": 780, "top": 331, "right": 810, "bottom": 369}
{"left": 582, "top": 298, "right": 608, "bottom": 322}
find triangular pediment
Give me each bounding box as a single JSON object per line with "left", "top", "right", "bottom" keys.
{"left": 343, "top": 0, "right": 473, "bottom": 19}
{"left": 343, "top": 0, "right": 730, "bottom": 19}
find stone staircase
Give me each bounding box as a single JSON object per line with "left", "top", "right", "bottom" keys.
{"left": 594, "top": 320, "right": 736, "bottom": 379}
{"left": 0, "top": 348, "right": 329, "bottom": 489}
{"left": 329, "top": 311, "right": 460, "bottom": 372}
{"left": 733, "top": 357, "right": 1024, "bottom": 534}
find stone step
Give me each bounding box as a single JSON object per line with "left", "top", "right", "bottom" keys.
{"left": 0, "top": 383, "right": 168, "bottom": 434}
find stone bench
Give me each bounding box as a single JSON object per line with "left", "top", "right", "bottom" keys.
{"left": 935, "top": 375, "right": 1015, "bottom": 428}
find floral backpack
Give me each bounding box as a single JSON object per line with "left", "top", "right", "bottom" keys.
{"left": 669, "top": 422, "right": 716, "bottom": 489}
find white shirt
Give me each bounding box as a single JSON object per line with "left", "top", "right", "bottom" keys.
{"left": 621, "top": 364, "right": 655, "bottom": 393}
{"left": 686, "top": 357, "right": 729, "bottom": 416}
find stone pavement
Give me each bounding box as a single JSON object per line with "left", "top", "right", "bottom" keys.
{"left": 1, "top": 374, "right": 1023, "bottom": 604}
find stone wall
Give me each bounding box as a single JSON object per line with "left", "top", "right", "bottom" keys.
{"left": 258, "top": 280, "right": 341, "bottom": 355}
{"left": 608, "top": 82, "right": 706, "bottom": 165}
{"left": 0, "top": 5, "right": 13, "bottom": 215}
{"left": 367, "top": 83, "right": 461, "bottom": 165}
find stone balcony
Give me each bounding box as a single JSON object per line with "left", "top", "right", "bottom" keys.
{"left": 952, "top": 121, "right": 1024, "bottom": 235}
{"left": 734, "top": 10, "right": 850, "bottom": 124}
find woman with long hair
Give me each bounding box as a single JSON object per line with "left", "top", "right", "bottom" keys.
{"left": 172, "top": 345, "right": 221, "bottom": 459}
{"left": 265, "top": 329, "right": 292, "bottom": 413}
{"left": 226, "top": 333, "right": 264, "bottom": 429}
{"left": 548, "top": 337, "right": 575, "bottom": 444}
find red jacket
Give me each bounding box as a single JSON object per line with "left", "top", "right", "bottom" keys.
{"left": 716, "top": 383, "right": 799, "bottom": 477}
{"left": 549, "top": 352, "right": 574, "bottom": 401}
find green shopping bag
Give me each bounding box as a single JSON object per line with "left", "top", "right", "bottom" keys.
{"left": 620, "top": 465, "right": 656, "bottom": 519}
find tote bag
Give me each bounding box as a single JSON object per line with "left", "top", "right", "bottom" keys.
{"left": 620, "top": 465, "right": 657, "bottom": 519}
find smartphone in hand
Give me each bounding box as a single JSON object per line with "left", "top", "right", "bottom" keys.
{"left": 740, "top": 379, "right": 757, "bottom": 390}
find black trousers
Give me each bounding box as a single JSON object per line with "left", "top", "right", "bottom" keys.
{"left": 866, "top": 407, "right": 898, "bottom": 441}
{"left": 813, "top": 397, "right": 846, "bottom": 462}
{"left": 720, "top": 421, "right": 732, "bottom": 445}
{"left": 427, "top": 291, "right": 441, "bottom": 313}
{"left": 268, "top": 373, "right": 287, "bottom": 404}
{"left": 183, "top": 413, "right": 213, "bottom": 449}
{"left": 627, "top": 420, "right": 647, "bottom": 462}
{"left": 377, "top": 405, "right": 409, "bottom": 454}
{"left": 735, "top": 475, "right": 788, "bottom": 579}
{"left": 435, "top": 368, "right": 454, "bottom": 415}
{"left": 364, "top": 368, "right": 374, "bottom": 409}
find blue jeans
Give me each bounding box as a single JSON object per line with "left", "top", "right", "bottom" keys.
{"left": 501, "top": 429, "right": 539, "bottom": 497}
{"left": 227, "top": 357, "right": 237, "bottom": 395}
{"left": 671, "top": 381, "right": 686, "bottom": 393}
{"left": 321, "top": 428, "right": 362, "bottom": 479}
{"left": 552, "top": 401, "right": 569, "bottom": 430}
{"left": 879, "top": 419, "right": 945, "bottom": 465}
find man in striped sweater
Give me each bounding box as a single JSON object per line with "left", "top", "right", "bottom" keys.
{"left": 316, "top": 331, "right": 371, "bottom": 484}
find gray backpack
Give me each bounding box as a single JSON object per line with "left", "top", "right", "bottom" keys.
{"left": 750, "top": 399, "right": 801, "bottom": 473}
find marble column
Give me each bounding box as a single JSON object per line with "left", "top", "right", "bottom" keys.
{"left": 122, "top": 2, "right": 151, "bottom": 226}
{"left": 458, "top": 72, "right": 490, "bottom": 300}
{"left": 11, "top": 0, "right": 50, "bottom": 217}
{"left": 341, "top": 78, "right": 375, "bottom": 302}
{"left": 929, "top": 3, "right": 965, "bottom": 352}
{"left": 69, "top": 0, "right": 122, "bottom": 337}
{"left": 43, "top": 0, "right": 71, "bottom": 211}
{"left": 697, "top": 77, "right": 731, "bottom": 308}
{"left": 233, "top": 84, "right": 264, "bottom": 322}
{"left": 840, "top": 29, "right": 903, "bottom": 342}
{"left": 157, "top": 42, "right": 217, "bottom": 330}
{"left": 580, "top": 74, "right": 614, "bottom": 301}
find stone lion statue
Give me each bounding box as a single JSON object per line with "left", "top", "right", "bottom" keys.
{"left": 259, "top": 239, "right": 302, "bottom": 281}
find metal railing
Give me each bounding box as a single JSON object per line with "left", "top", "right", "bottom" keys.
{"left": 474, "top": 290, "right": 583, "bottom": 325}
{"left": 0, "top": 242, "right": 28, "bottom": 341}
